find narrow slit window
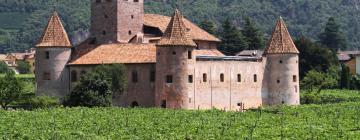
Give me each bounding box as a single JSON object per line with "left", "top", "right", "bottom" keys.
{"left": 237, "top": 74, "right": 241, "bottom": 82}
{"left": 188, "top": 51, "right": 192, "bottom": 59}
{"left": 132, "top": 71, "right": 138, "bottom": 83}
{"left": 254, "top": 74, "right": 257, "bottom": 82}
{"left": 293, "top": 75, "right": 297, "bottom": 82}
{"left": 188, "top": 75, "right": 193, "bottom": 83}
{"left": 45, "top": 51, "right": 50, "bottom": 59}
{"left": 220, "top": 73, "right": 224, "bottom": 82}
{"left": 150, "top": 71, "right": 155, "bottom": 82}
{"left": 203, "top": 73, "right": 207, "bottom": 82}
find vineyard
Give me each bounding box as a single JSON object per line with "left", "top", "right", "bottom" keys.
{"left": 1, "top": 102, "right": 360, "bottom": 139}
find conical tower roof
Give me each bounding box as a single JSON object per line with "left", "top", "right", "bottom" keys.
{"left": 157, "top": 9, "right": 196, "bottom": 47}
{"left": 264, "top": 17, "right": 299, "bottom": 54}
{"left": 36, "top": 11, "right": 71, "bottom": 48}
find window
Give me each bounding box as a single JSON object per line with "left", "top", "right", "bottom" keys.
{"left": 277, "top": 80, "right": 280, "bottom": 83}
{"left": 150, "top": 71, "right": 155, "bottom": 82}
{"left": 104, "top": 14, "right": 108, "bottom": 18}
{"left": 188, "top": 51, "right": 192, "bottom": 59}
{"left": 128, "top": 30, "right": 132, "bottom": 35}
{"left": 161, "top": 100, "right": 166, "bottom": 108}
{"left": 166, "top": 75, "right": 173, "bottom": 83}
{"left": 131, "top": 15, "right": 134, "bottom": 19}
{"left": 203, "top": 73, "right": 207, "bottom": 82}
{"left": 172, "top": 51, "right": 176, "bottom": 55}
{"left": 254, "top": 74, "right": 257, "bottom": 82}
{"left": 71, "top": 70, "right": 77, "bottom": 82}
{"left": 237, "top": 74, "right": 241, "bottom": 82}
{"left": 96, "top": 0, "right": 101, "bottom": 3}
{"left": 132, "top": 71, "right": 138, "bottom": 83}
{"left": 188, "top": 75, "right": 193, "bottom": 83}
{"left": 45, "top": 51, "right": 50, "bottom": 59}
{"left": 220, "top": 73, "right": 224, "bottom": 82}
{"left": 43, "top": 72, "right": 51, "bottom": 80}
{"left": 102, "top": 30, "right": 106, "bottom": 35}
{"left": 293, "top": 75, "right": 297, "bottom": 82}
{"left": 279, "top": 60, "right": 283, "bottom": 64}
{"left": 134, "top": 0, "right": 139, "bottom": 2}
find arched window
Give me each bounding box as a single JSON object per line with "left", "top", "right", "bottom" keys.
{"left": 220, "top": 73, "right": 224, "bottom": 82}
{"left": 132, "top": 71, "right": 138, "bottom": 83}
{"left": 71, "top": 70, "right": 77, "bottom": 82}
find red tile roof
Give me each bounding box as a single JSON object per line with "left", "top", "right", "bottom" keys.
{"left": 144, "top": 14, "right": 220, "bottom": 42}
{"left": 69, "top": 43, "right": 156, "bottom": 65}
{"left": 158, "top": 9, "right": 197, "bottom": 47}
{"left": 36, "top": 11, "right": 71, "bottom": 48}
{"left": 264, "top": 17, "right": 299, "bottom": 54}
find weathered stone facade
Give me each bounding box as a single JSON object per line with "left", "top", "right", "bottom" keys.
{"left": 35, "top": 0, "right": 300, "bottom": 110}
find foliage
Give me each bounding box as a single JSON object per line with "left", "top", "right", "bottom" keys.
{"left": 301, "top": 89, "right": 360, "bottom": 104}
{"left": 0, "top": 70, "right": 22, "bottom": 110}
{"left": 1, "top": 102, "right": 360, "bottom": 139}
{"left": 27, "top": 96, "right": 60, "bottom": 109}
{"left": 295, "top": 37, "right": 339, "bottom": 79}
{"left": 340, "top": 64, "right": 351, "bottom": 89}
{"left": 243, "top": 17, "right": 265, "bottom": 50}
{"left": 301, "top": 67, "right": 339, "bottom": 93}
{"left": 218, "top": 19, "right": 248, "bottom": 55}
{"left": 319, "top": 17, "right": 348, "bottom": 51}
{"left": 0, "top": 61, "right": 9, "bottom": 73}
{"left": 0, "top": 0, "right": 360, "bottom": 52}
{"left": 92, "top": 64, "right": 127, "bottom": 95}
{"left": 16, "top": 60, "right": 31, "bottom": 74}
{"left": 63, "top": 68, "right": 112, "bottom": 107}
{"left": 350, "top": 74, "right": 360, "bottom": 90}
{"left": 199, "top": 19, "right": 217, "bottom": 35}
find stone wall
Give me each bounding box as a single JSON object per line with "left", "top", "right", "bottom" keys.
{"left": 265, "top": 54, "right": 300, "bottom": 105}
{"left": 35, "top": 48, "right": 71, "bottom": 97}
{"left": 191, "top": 60, "right": 266, "bottom": 111}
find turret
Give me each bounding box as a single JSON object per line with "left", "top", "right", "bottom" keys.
{"left": 155, "top": 10, "right": 197, "bottom": 109}
{"left": 35, "top": 11, "right": 72, "bottom": 97}
{"left": 264, "top": 17, "right": 300, "bottom": 105}
{"left": 90, "top": 0, "right": 144, "bottom": 44}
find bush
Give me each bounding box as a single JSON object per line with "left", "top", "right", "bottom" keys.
{"left": 28, "top": 96, "right": 60, "bottom": 109}
{"left": 301, "top": 90, "right": 360, "bottom": 104}
{"left": 16, "top": 61, "right": 31, "bottom": 74}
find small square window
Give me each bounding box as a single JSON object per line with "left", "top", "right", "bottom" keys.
{"left": 166, "top": 75, "right": 173, "bottom": 83}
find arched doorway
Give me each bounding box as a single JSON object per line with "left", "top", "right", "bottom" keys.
{"left": 131, "top": 101, "right": 139, "bottom": 108}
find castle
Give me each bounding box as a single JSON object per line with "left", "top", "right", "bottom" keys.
{"left": 35, "top": 0, "right": 300, "bottom": 110}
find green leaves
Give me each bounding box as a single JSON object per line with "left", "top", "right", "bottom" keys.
{"left": 0, "top": 70, "right": 23, "bottom": 110}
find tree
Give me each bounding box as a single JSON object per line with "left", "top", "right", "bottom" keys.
{"left": 340, "top": 64, "right": 351, "bottom": 89}
{"left": 319, "top": 17, "right": 347, "bottom": 51}
{"left": 301, "top": 67, "right": 339, "bottom": 93}
{"left": 17, "top": 61, "right": 31, "bottom": 74}
{"left": 218, "top": 19, "right": 248, "bottom": 55}
{"left": 0, "top": 70, "right": 22, "bottom": 110}
{"left": 63, "top": 64, "right": 127, "bottom": 107}
{"left": 0, "top": 62, "right": 9, "bottom": 73}
{"left": 199, "top": 19, "right": 217, "bottom": 35}
{"left": 295, "top": 37, "right": 339, "bottom": 79}
{"left": 243, "top": 17, "right": 265, "bottom": 50}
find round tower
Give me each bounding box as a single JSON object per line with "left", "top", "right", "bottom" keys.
{"left": 155, "top": 10, "right": 197, "bottom": 109}
{"left": 264, "top": 17, "right": 300, "bottom": 105}
{"left": 35, "top": 11, "right": 72, "bottom": 97}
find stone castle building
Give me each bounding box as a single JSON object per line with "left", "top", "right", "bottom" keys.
{"left": 35, "top": 0, "right": 300, "bottom": 110}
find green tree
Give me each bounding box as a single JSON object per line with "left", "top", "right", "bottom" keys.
{"left": 0, "top": 70, "right": 22, "bottom": 110}
{"left": 295, "top": 37, "right": 339, "bottom": 79}
{"left": 340, "top": 64, "right": 351, "bottom": 89}
{"left": 0, "top": 62, "right": 9, "bottom": 73}
{"left": 16, "top": 61, "right": 30, "bottom": 74}
{"left": 199, "top": 19, "right": 217, "bottom": 35}
{"left": 63, "top": 64, "right": 127, "bottom": 107}
{"left": 301, "top": 68, "right": 338, "bottom": 94}
{"left": 218, "top": 19, "right": 248, "bottom": 55}
{"left": 319, "top": 17, "right": 347, "bottom": 51}
{"left": 243, "top": 17, "right": 264, "bottom": 50}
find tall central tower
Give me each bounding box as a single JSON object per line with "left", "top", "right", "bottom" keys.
{"left": 90, "top": 0, "right": 144, "bottom": 44}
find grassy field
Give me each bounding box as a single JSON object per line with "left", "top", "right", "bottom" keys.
{"left": 1, "top": 102, "right": 360, "bottom": 139}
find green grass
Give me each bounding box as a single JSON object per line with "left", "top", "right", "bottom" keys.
{"left": 1, "top": 103, "right": 360, "bottom": 139}
{"left": 301, "top": 90, "right": 360, "bottom": 104}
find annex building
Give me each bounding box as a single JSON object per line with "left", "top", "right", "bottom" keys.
{"left": 35, "top": 0, "right": 300, "bottom": 111}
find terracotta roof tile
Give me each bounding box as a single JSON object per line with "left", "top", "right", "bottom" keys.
{"left": 264, "top": 17, "right": 299, "bottom": 54}
{"left": 144, "top": 14, "right": 220, "bottom": 42}
{"left": 69, "top": 43, "right": 156, "bottom": 65}
{"left": 158, "top": 10, "right": 197, "bottom": 47}
{"left": 36, "top": 11, "right": 71, "bottom": 48}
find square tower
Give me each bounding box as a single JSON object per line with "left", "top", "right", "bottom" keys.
{"left": 90, "top": 0, "right": 144, "bottom": 44}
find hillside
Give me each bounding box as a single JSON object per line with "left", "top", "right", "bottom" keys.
{"left": 0, "top": 0, "right": 359, "bottom": 53}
